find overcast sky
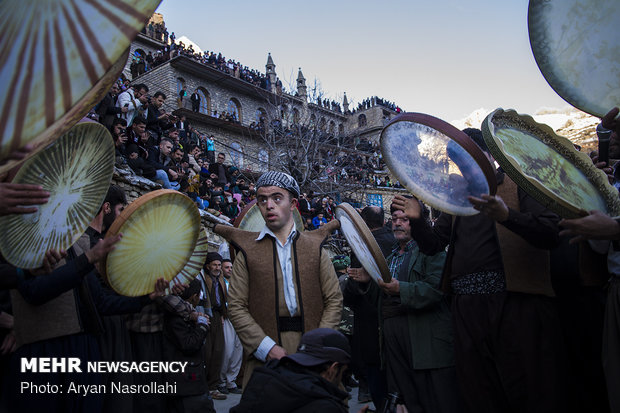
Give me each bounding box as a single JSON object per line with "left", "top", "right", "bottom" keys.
{"left": 155, "top": 0, "right": 570, "bottom": 122}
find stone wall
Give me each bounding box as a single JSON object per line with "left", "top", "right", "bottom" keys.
{"left": 122, "top": 34, "right": 166, "bottom": 80}
{"left": 111, "top": 168, "right": 228, "bottom": 252}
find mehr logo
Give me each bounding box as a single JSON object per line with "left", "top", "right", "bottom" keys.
{"left": 21, "top": 358, "right": 82, "bottom": 373}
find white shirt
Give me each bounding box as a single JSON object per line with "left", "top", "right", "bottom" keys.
{"left": 254, "top": 224, "right": 298, "bottom": 361}
{"left": 590, "top": 240, "right": 620, "bottom": 276}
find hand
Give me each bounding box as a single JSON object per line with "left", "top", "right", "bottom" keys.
{"left": 85, "top": 234, "right": 122, "bottom": 264}
{"left": 169, "top": 170, "right": 178, "bottom": 180}
{"left": 590, "top": 154, "right": 614, "bottom": 184}
{"left": 0, "top": 331, "right": 17, "bottom": 355}
{"left": 30, "top": 249, "right": 67, "bottom": 276}
{"left": 378, "top": 277, "right": 400, "bottom": 295}
{"left": 267, "top": 344, "right": 287, "bottom": 360}
{"left": 0, "top": 312, "right": 14, "bottom": 329}
{"left": 347, "top": 267, "right": 371, "bottom": 283}
{"left": 149, "top": 277, "right": 168, "bottom": 300}
{"left": 121, "top": 106, "right": 129, "bottom": 113}
{"left": 0, "top": 143, "right": 35, "bottom": 166}
{"left": 392, "top": 195, "right": 422, "bottom": 220}
{"left": 0, "top": 182, "right": 50, "bottom": 215}
{"left": 559, "top": 210, "right": 620, "bottom": 244}
{"left": 170, "top": 281, "right": 187, "bottom": 296}
{"left": 468, "top": 194, "right": 509, "bottom": 222}
{"left": 601, "top": 107, "right": 620, "bottom": 135}
{"left": 190, "top": 312, "right": 210, "bottom": 325}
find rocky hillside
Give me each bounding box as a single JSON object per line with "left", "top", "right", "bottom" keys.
{"left": 452, "top": 107, "right": 600, "bottom": 153}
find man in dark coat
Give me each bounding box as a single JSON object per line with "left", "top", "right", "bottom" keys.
{"left": 162, "top": 278, "right": 215, "bottom": 413}
{"left": 344, "top": 206, "right": 394, "bottom": 407}
{"left": 146, "top": 91, "right": 174, "bottom": 141}
{"left": 231, "top": 328, "right": 350, "bottom": 413}
{"left": 190, "top": 89, "right": 201, "bottom": 113}
{"left": 208, "top": 152, "right": 231, "bottom": 186}
{"left": 96, "top": 82, "right": 127, "bottom": 130}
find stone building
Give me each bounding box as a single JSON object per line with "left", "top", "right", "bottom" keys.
{"left": 125, "top": 19, "right": 405, "bottom": 210}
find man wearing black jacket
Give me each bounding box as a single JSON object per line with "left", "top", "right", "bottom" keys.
{"left": 231, "top": 328, "right": 350, "bottom": 413}
{"left": 148, "top": 138, "right": 180, "bottom": 190}
{"left": 208, "top": 152, "right": 231, "bottom": 186}
{"left": 162, "top": 278, "right": 215, "bottom": 413}
{"left": 146, "top": 91, "right": 174, "bottom": 141}
{"left": 96, "top": 82, "right": 128, "bottom": 130}
{"left": 190, "top": 89, "right": 201, "bottom": 113}
{"left": 344, "top": 206, "right": 394, "bottom": 407}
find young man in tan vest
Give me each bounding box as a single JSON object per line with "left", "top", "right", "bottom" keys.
{"left": 395, "top": 128, "right": 566, "bottom": 413}
{"left": 215, "top": 171, "right": 342, "bottom": 387}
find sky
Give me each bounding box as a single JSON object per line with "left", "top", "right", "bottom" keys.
{"left": 155, "top": 0, "right": 570, "bottom": 122}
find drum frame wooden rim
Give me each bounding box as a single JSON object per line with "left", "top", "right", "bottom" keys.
{"left": 481, "top": 108, "right": 620, "bottom": 218}
{"left": 103, "top": 189, "right": 201, "bottom": 295}
{"left": 335, "top": 203, "right": 391, "bottom": 283}
{"left": 380, "top": 112, "right": 497, "bottom": 215}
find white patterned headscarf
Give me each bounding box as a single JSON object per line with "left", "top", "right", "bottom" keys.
{"left": 256, "top": 171, "right": 300, "bottom": 198}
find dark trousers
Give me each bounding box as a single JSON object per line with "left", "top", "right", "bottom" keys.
{"left": 4, "top": 333, "right": 102, "bottom": 413}
{"left": 366, "top": 364, "right": 388, "bottom": 408}
{"left": 554, "top": 284, "right": 608, "bottom": 413}
{"left": 603, "top": 277, "right": 620, "bottom": 413}
{"left": 452, "top": 292, "right": 567, "bottom": 413}
{"left": 130, "top": 331, "right": 165, "bottom": 413}
{"left": 205, "top": 311, "right": 224, "bottom": 390}
{"left": 99, "top": 316, "right": 134, "bottom": 413}
{"left": 383, "top": 316, "right": 461, "bottom": 413}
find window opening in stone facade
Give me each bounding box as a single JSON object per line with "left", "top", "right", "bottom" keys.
{"left": 358, "top": 114, "right": 367, "bottom": 128}
{"left": 230, "top": 142, "right": 244, "bottom": 167}
{"left": 228, "top": 98, "right": 242, "bottom": 123}
{"left": 197, "top": 87, "right": 211, "bottom": 115}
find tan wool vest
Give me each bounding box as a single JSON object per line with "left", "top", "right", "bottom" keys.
{"left": 215, "top": 220, "right": 339, "bottom": 344}
{"left": 495, "top": 176, "right": 554, "bottom": 296}
{"left": 12, "top": 233, "right": 92, "bottom": 347}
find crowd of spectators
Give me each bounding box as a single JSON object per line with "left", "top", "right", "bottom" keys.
{"left": 351, "top": 96, "right": 403, "bottom": 114}
{"left": 91, "top": 80, "right": 258, "bottom": 224}
{"left": 171, "top": 42, "right": 273, "bottom": 91}
{"left": 314, "top": 98, "right": 343, "bottom": 113}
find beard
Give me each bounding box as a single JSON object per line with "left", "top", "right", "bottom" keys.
{"left": 102, "top": 209, "right": 116, "bottom": 234}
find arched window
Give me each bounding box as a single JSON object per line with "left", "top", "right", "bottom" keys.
{"left": 319, "top": 118, "right": 326, "bottom": 131}
{"left": 258, "top": 150, "right": 269, "bottom": 171}
{"left": 328, "top": 121, "right": 335, "bottom": 134}
{"left": 292, "top": 108, "right": 300, "bottom": 124}
{"left": 280, "top": 105, "right": 288, "bottom": 121}
{"left": 176, "top": 77, "right": 186, "bottom": 96}
{"left": 230, "top": 142, "right": 243, "bottom": 168}
{"left": 227, "top": 98, "right": 242, "bottom": 123}
{"left": 134, "top": 48, "right": 146, "bottom": 60}
{"left": 338, "top": 123, "right": 344, "bottom": 136}
{"left": 358, "top": 114, "right": 367, "bottom": 128}
{"left": 255, "top": 107, "right": 266, "bottom": 124}
{"left": 309, "top": 114, "right": 316, "bottom": 129}
{"left": 197, "top": 87, "right": 211, "bottom": 115}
